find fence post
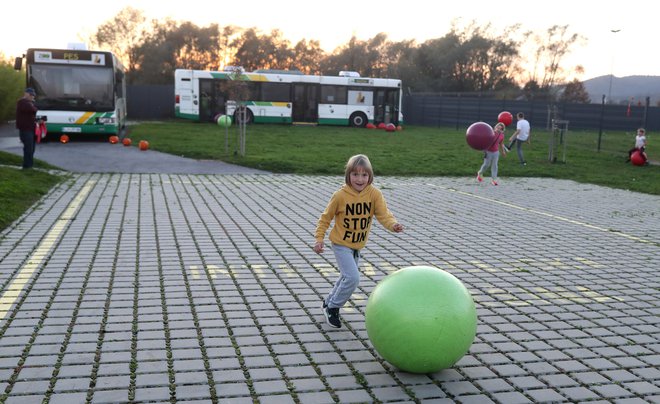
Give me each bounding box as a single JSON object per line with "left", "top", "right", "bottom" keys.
{"left": 455, "top": 93, "right": 461, "bottom": 131}
{"left": 477, "top": 92, "right": 482, "bottom": 122}
{"left": 597, "top": 94, "right": 606, "bottom": 151}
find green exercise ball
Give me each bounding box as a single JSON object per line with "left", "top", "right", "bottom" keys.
{"left": 217, "top": 114, "right": 232, "bottom": 128}
{"left": 365, "top": 265, "right": 477, "bottom": 373}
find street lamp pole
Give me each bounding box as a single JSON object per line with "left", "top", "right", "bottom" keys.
{"left": 607, "top": 29, "right": 621, "bottom": 104}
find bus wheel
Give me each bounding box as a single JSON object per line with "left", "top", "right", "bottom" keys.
{"left": 234, "top": 109, "right": 254, "bottom": 125}
{"left": 349, "top": 112, "right": 368, "bottom": 128}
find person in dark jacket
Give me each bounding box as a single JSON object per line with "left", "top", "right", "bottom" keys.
{"left": 15, "top": 88, "right": 38, "bottom": 169}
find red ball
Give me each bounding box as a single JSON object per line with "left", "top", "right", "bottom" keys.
{"left": 366, "top": 123, "right": 377, "bottom": 129}
{"left": 498, "top": 111, "right": 513, "bottom": 127}
{"left": 631, "top": 150, "right": 645, "bottom": 166}
{"left": 377, "top": 122, "right": 387, "bottom": 129}
{"left": 466, "top": 122, "right": 495, "bottom": 151}
{"left": 139, "top": 140, "right": 149, "bottom": 151}
{"left": 385, "top": 123, "right": 396, "bottom": 132}
{"left": 109, "top": 135, "right": 119, "bottom": 144}
{"left": 60, "top": 135, "right": 69, "bottom": 144}
{"left": 122, "top": 138, "right": 132, "bottom": 146}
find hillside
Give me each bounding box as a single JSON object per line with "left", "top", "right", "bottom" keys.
{"left": 583, "top": 75, "right": 660, "bottom": 105}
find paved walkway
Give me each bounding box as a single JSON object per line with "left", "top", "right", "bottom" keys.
{"left": 0, "top": 174, "right": 658, "bottom": 403}
{"left": 0, "top": 124, "right": 268, "bottom": 174}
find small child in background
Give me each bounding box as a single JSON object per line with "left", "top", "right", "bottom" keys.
{"left": 314, "top": 154, "right": 404, "bottom": 328}
{"left": 627, "top": 128, "right": 648, "bottom": 164}
{"left": 477, "top": 122, "right": 507, "bottom": 185}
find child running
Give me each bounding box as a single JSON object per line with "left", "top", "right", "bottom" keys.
{"left": 477, "top": 122, "right": 507, "bottom": 185}
{"left": 314, "top": 154, "right": 404, "bottom": 328}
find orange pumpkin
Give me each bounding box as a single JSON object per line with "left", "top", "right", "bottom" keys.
{"left": 122, "top": 138, "right": 132, "bottom": 146}
{"left": 139, "top": 140, "right": 149, "bottom": 151}
{"left": 60, "top": 135, "right": 69, "bottom": 144}
{"left": 109, "top": 135, "right": 119, "bottom": 144}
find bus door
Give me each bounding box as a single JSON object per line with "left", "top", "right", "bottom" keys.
{"left": 198, "top": 79, "right": 228, "bottom": 122}
{"left": 292, "top": 83, "right": 319, "bottom": 123}
{"left": 374, "top": 89, "right": 400, "bottom": 125}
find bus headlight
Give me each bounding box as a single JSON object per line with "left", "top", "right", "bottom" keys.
{"left": 97, "top": 117, "right": 116, "bottom": 124}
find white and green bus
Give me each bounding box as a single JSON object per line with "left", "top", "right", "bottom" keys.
{"left": 15, "top": 47, "right": 127, "bottom": 137}
{"left": 174, "top": 68, "right": 403, "bottom": 127}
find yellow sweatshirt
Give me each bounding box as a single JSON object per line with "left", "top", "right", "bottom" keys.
{"left": 315, "top": 184, "right": 398, "bottom": 250}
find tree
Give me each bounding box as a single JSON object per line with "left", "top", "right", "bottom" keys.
{"left": 170, "top": 22, "right": 223, "bottom": 70}
{"left": 0, "top": 58, "right": 24, "bottom": 122}
{"left": 131, "top": 19, "right": 223, "bottom": 84}
{"left": 560, "top": 79, "right": 591, "bottom": 103}
{"left": 291, "top": 39, "right": 324, "bottom": 74}
{"left": 523, "top": 25, "right": 585, "bottom": 90}
{"left": 381, "top": 39, "right": 418, "bottom": 91}
{"left": 412, "top": 22, "right": 520, "bottom": 93}
{"left": 231, "top": 29, "right": 294, "bottom": 71}
{"left": 321, "top": 35, "right": 371, "bottom": 76}
{"left": 90, "top": 7, "right": 147, "bottom": 79}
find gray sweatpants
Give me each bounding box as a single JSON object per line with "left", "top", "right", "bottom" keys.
{"left": 326, "top": 244, "right": 360, "bottom": 309}
{"left": 479, "top": 151, "right": 500, "bottom": 179}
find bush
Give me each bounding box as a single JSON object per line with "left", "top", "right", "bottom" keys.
{"left": 0, "top": 58, "right": 24, "bottom": 123}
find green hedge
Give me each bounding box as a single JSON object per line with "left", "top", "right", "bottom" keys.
{"left": 0, "top": 60, "right": 24, "bottom": 123}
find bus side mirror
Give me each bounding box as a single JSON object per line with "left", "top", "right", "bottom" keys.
{"left": 14, "top": 57, "right": 23, "bottom": 71}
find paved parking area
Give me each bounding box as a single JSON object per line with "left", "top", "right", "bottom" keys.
{"left": 0, "top": 174, "right": 658, "bottom": 403}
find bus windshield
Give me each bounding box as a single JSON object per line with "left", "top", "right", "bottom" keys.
{"left": 31, "top": 65, "right": 114, "bottom": 112}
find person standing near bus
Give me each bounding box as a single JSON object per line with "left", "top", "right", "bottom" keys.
{"left": 504, "top": 112, "right": 531, "bottom": 165}
{"left": 15, "top": 88, "right": 38, "bottom": 169}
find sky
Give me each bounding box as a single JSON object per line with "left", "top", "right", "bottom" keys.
{"left": 1, "top": 0, "right": 657, "bottom": 81}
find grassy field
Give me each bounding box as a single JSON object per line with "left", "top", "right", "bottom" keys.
{"left": 0, "top": 151, "right": 64, "bottom": 231}
{"left": 0, "top": 121, "right": 656, "bottom": 232}
{"left": 130, "top": 120, "right": 659, "bottom": 194}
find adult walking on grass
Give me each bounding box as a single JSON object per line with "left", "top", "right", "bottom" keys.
{"left": 15, "top": 88, "right": 38, "bottom": 169}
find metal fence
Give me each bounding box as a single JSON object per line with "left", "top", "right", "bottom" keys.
{"left": 126, "top": 85, "right": 659, "bottom": 132}
{"left": 127, "top": 85, "right": 174, "bottom": 120}
{"left": 402, "top": 94, "right": 659, "bottom": 132}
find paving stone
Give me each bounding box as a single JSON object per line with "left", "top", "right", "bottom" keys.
{"left": 559, "top": 386, "right": 600, "bottom": 401}
{"left": 525, "top": 388, "right": 567, "bottom": 403}
{"left": 0, "top": 174, "right": 658, "bottom": 403}
{"left": 490, "top": 391, "right": 533, "bottom": 404}
{"left": 334, "top": 389, "right": 373, "bottom": 403}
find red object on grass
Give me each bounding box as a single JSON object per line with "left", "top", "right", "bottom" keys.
{"left": 631, "top": 150, "right": 645, "bottom": 166}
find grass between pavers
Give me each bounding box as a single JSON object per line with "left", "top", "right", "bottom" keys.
{"left": 130, "top": 121, "right": 659, "bottom": 195}
{"left": 0, "top": 150, "right": 65, "bottom": 231}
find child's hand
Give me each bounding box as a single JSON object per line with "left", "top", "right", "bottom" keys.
{"left": 392, "top": 223, "right": 404, "bottom": 233}
{"left": 314, "top": 241, "right": 325, "bottom": 254}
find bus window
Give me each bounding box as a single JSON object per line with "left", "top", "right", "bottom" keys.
{"left": 320, "top": 85, "right": 347, "bottom": 104}
{"left": 261, "top": 82, "right": 290, "bottom": 102}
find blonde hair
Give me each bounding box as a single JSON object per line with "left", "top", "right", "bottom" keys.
{"left": 344, "top": 154, "right": 374, "bottom": 185}
{"left": 494, "top": 122, "right": 505, "bottom": 131}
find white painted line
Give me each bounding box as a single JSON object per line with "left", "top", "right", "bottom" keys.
{"left": 0, "top": 180, "right": 96, "bottom": 321}
{"left": 433, "top": 184, "right": 656, "bottom": 246}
